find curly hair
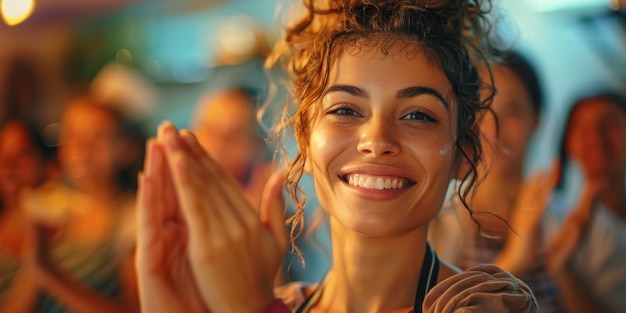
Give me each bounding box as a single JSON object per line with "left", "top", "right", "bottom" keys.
{"left": 265, "top": 0, "right": 495, "bottom": 256}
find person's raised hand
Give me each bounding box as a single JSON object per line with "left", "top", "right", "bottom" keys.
{"left": 495, "top": 161, "right": 559, "bottom": 275}
{"left": 158, "top": 122, "right": 287, "bottom": 313}
{"left": 135, "top": 134, "right": 208, "bottom": 313}
{"left": 510, "top": 162, "right": 560, "bottom": 236}
{"left": 546, "top": 178, "right": 605, "bottom": 273}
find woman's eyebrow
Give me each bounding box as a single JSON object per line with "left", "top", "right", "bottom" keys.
{"left": 324, "top": 85, "right": 369, "bottom": 98}
{"left": 324, "top": 84, "right": 449, "bottom": 110}
{"left": 396, "top": 86, "right": 449, "bottom": 110}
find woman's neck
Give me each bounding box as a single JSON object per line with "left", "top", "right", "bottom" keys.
{"left": 317, "top": 218, "right": 428, "bottom": 313}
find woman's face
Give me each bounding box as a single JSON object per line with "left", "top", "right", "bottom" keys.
{"left": 0, "top": 122, "right": 44, "bottom": 197}
{"left": 58, "top": 101, "right": 120, "bottom": 191}
{"left": 565, "top": 98, "right": 626, "bottom": 181}
{"left": 193, "top": 91, "right": 260, "bottom": 183}
{"left": 305, "top": 42, "right": 460, "bottom": 236}
{"left": 479, "top": 66, "right": 537, "bottom": 177}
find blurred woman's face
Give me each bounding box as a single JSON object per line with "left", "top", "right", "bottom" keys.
{"left": 565, "top": 98, "right": 626, "bottom": 181}
{"left": 0, "top": 122, "right": 44, "bottom": 197}
{"left": 193, "top": 92, "right": 260, "bottom": 183}
{"left": 58, "top": 101, "right": 120, "bottom": 191}
{"left": 479, "top": 66, "right": 537, "bottom": 177}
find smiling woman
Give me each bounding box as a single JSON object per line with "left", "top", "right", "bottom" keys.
{"left": 306, "top": 44, "right": 458, "bottom": 237}
{"left": 134, "top": 0, "right": 539, "bottom": 312}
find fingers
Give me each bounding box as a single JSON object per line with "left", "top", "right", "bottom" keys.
{"left": 157, "top": 122, "right": 210, "bottom": 237}
{"left": 157, "top": 122, "right": 281, "bottom": 267}
{"left": 136, "top": 173, "right": 151, "bottom": 243}
{"left": 179, "top": 129, "right": 207, "bottom": 160}
{"left": 139, "top": 141, "right": 166, "bottom": 228}
{"left": 137, "top": 142, "right": 168, "bottom": 272}
{"left": 157, "top": 122, "right": 257, "bottom": 242}
{"left": 156, "top": 127, "right": 184, "bottom": 223}
{"left": 260, "top": 171, "right": 288, "bottom": 252}
{"left": 153, "top": 123, "right": 284, "bottom": 312}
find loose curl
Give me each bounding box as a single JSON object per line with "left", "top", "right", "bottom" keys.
{"left": 264, "top": 0, "right": 495, "bottom": 257}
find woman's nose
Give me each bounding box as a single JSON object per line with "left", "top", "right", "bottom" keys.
{"left": 357, "top": 119, "right": 400, "bottom": 157}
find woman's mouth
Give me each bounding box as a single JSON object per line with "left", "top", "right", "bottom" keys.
{"left": 343, "top": 174, "right": 415, "bottom": 190}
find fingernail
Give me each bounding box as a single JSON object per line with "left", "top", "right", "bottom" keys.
{"left": 180, "top": 129, "right": 198, "bottom": 145}
{"left": 158, "top": 121, "right": 174, "bottom": 139}
{"left": 164, "top": 127, "right": 179, "bottom": 150}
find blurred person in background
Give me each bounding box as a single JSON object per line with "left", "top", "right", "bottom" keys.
{"left": 545, "top": 92, "right": 626, "bottom": 313}
{"left": 0, "top": 96, "right": 145, "bottom": 313}
{"left": 428, "top": 49, "right": 567, "bottom": 312}
{"left": 0, "top": 119, "right": 56, "bottom": 311}
{"left": 191, "top": 87, "right": 274, "bottom": 209}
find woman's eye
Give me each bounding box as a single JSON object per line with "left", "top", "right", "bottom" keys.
{"left": 327, "top": 106, "right": 361, "bottom": 117}
{"left": 402, "top": 111, "right": 437, "bottom": 123}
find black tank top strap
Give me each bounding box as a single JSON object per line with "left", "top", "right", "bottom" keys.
{"left": 294, "top": 276, "right": 326, "bottom": 313}
{"left": 294, "top": 244, "right": 440, "bottom": 313}
{"left": 412, "top": 243, "right": 439, "bottom": 313}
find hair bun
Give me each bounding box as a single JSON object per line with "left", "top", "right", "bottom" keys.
{"left": 321, "top": 0, "right": 490, "bottom": 47}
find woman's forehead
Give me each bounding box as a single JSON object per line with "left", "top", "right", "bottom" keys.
{"left": 327, "top": 41, "right": 454, "bottom": 102}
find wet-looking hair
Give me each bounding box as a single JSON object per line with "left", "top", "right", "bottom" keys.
{"left": 265, "top": 0, "right": 495, "bottom": 255}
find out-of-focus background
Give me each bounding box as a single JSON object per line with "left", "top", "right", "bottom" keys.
{"left": 1, "top": 0, "right": 624, "bottom": 165}
{"left": 0, "top": 0, "right": 284, "bottom": 131}
{"left": 0, "top": 0, "right": 624, "bottom": 287}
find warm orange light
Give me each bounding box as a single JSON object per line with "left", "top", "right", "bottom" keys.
{"left": 1, "top": 0, "right": 35, "bottom": 26}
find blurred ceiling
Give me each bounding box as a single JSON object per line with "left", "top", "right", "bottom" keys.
{"left": 24, "top": 0, "right": 143, "bottom": 24}
{"left": 15, "top": 0, "right": 227, "bottom": 25}
{"left": 15, "top": 0, "right": 626, "bottom": 26}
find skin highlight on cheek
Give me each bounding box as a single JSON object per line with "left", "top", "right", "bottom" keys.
{"left": 439, "top": 144, "right": 451, "bottom": 156}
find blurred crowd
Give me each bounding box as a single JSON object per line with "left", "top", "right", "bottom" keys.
{"left": 0, "top": 7, "right": 625, "bottom": 313}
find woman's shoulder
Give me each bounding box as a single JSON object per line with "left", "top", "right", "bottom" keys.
{"left": 424, "top": 264, "right": 539, "bottom": 313}
{"left": 274, "top": 281, "right": 318, "bottom": 311}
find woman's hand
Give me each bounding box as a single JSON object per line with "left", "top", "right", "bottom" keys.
{"left": 546, "top": 178, "right": 604, "bottom": 273}
{"left": 509, "top": 162, "right": 560, "bottom": 238}
{"left": 494, "top": 162, "right": 559, "bottom": 275}
{"left": 136, "top": 137, "right": 208, "bottom": 313}
{"left": 423, "top": 264, "right": 539, "bottom": 313}
{"left": 21, "top": 202, "right": 62, "bottom": 276}
{"left": 158, "top": 122, "right": 287, "bottom": 313}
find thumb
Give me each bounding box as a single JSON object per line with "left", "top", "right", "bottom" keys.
{"left": 260, "top": 170, "right": 288, "bottom": 253}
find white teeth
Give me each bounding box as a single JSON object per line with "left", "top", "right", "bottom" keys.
{"left": 374, "top": 177, "right": 384, "bottom": 190}
{"left": 364, "top": 177, "right": 374, "bottom": 189}
{"left": 346, "top": 174, "right": 410, "bottom": 190}
{"left": 384, "top": 179, "right": 392, "bottom": 189}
